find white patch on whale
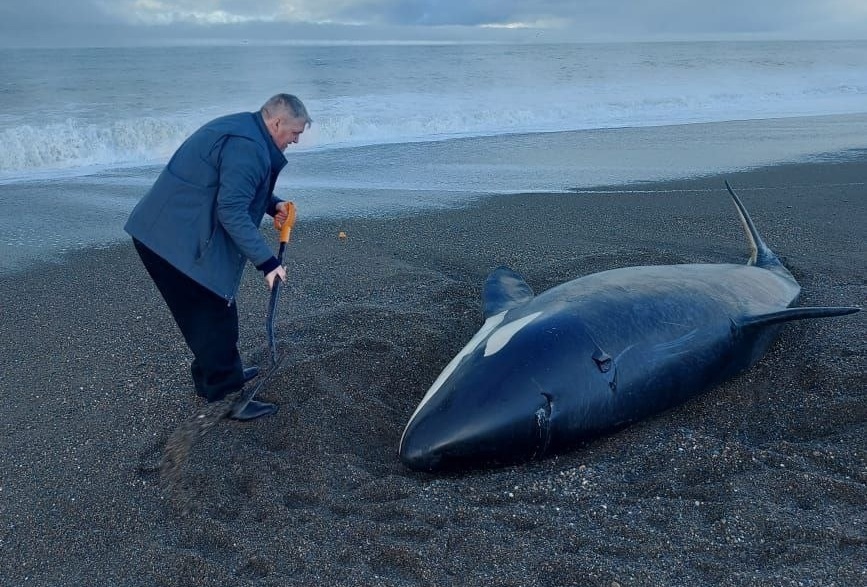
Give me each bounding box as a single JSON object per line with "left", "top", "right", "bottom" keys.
{"left": 399, "top": 311, "right": 508, "bottom": 449}
{"left": 484, "top": 312, "right": 542, "bottom": 357}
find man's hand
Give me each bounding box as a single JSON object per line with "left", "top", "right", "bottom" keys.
{"left": 265, "top": 265, "right": 287, "bottom": 289}
{"left": 274, "top": 201, "right": 292, "bottom": 227}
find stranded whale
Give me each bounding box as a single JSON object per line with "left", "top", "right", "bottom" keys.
{"left": 399, "top": 182, "right": 859, "bottom": 472}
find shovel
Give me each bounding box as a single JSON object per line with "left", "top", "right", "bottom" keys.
{"left": 266, "top": 202, "right": 296, "bottom": 365}
{"left": 229, "top": 202, "right": 296, "bottom": 418}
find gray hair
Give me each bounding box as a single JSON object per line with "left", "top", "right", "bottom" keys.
{"left": 261, "top": 94, "right": 312, "bottom": 128}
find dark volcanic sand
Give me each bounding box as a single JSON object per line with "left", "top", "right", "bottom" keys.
{"left": 1, "top": 159, "right": 865, "bottom": 586}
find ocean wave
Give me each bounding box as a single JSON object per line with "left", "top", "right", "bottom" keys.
{"left": 0, "top": 117, "right": 190, "bottom": 176}
{"left": 1, "top": 80, "right": 864, "bottom": 182}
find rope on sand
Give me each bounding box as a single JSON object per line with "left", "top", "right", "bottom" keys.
{"left": 570, "top": 181, "right": 867, "bottom": 194}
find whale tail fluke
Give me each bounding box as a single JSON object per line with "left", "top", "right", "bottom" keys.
{"left": 725, "top": 180, "right": 785, "bottom": 271}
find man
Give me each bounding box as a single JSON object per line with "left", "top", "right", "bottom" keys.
{"left": 125, "top": 94, "right": 311, "bottom": 420}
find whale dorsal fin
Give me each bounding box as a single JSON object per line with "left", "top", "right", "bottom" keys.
{"left": 740, "top": 306, "right": 860, "bottom": 330}
{"left": 483, "top": 266, "right": 535, "bottom": 318}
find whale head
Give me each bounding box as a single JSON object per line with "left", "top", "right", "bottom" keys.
{"left": 399, "top": 304, "right": 611, "bottom": 471}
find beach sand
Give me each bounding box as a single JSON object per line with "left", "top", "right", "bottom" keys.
{"left": 1, "top": 158, "right": 864, "bottom": 586}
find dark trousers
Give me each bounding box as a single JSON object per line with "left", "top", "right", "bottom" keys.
{"left": 133, "top": 239, "right": 244, "bottom": 402}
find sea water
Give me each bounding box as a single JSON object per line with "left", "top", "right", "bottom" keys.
{"left": 0, "top": 41, "right": 865, "bottom": 267}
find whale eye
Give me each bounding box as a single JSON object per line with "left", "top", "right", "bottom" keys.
{"left": 592, "top": 349, "right": 612, "bottom": 373}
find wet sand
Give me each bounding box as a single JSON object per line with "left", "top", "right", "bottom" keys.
{"left": 1, "top": 158, "right": 865, "bottom": 586}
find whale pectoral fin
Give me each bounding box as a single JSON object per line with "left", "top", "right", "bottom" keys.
{"left": 740, "top": 306, "right": 860, "bottom": 330}
{"left": 483, "top": 266, "right": 535, "bottom": 318}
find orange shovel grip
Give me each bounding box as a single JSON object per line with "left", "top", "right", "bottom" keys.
{"left": 274, "top": 201, "right": 297, "bottom": 243}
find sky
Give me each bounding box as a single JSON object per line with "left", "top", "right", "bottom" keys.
{"left": 1, "top": 0, "right": 866, "bottom": 47}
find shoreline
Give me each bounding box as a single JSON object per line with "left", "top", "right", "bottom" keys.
{"left": 3, "top": 112, "right": 867, "bottom": 275}
{"left": 1, "top": 157, "right": 864, "bottom": 586}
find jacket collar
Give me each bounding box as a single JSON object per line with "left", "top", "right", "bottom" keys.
{"left": 254, "top": 111, "right": 288, "bottom": 171}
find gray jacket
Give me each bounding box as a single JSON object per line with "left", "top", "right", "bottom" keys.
{"left": 125, "top": 111, "right": 287, "bottom": 301}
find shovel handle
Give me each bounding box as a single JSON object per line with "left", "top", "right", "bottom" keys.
{"left": 274, "top": 201, "right": 297, "bottom": 244}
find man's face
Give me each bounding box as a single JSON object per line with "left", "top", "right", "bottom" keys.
{"left": 270, "top": 116, "right": 307, "bottom": 150}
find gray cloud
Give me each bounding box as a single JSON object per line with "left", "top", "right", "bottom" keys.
{"left": 0, "top": 0, "right": 111, "bottom": 27}
{"left": 1, "top": 0, "right": 865, "bottom": 46}
{"left": 333, "top": 0, "right": 577, "bottom": 26}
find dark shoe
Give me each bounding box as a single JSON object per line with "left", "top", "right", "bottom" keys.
{"left": 229, "top": 400, "right": 278, "bottom": 421}
{"left": 195, "top": 367, "right": 258, "bottom": 398}
{"left": 243, "top": 366, "right": 260, "bottom": 382}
